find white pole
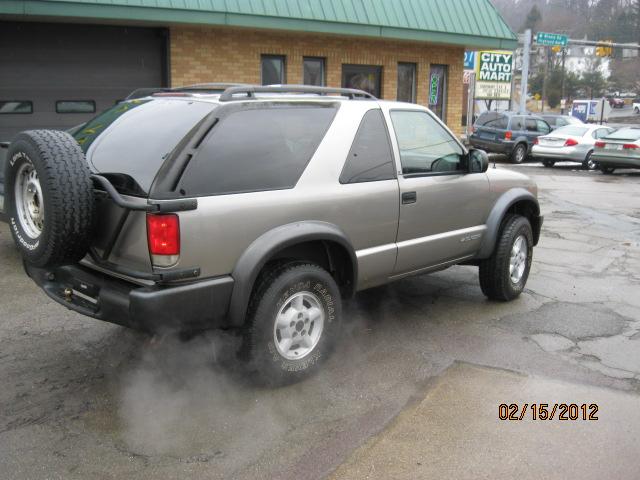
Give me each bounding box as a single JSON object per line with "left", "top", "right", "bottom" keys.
{"left": 519, "top": 29, "right": 531, "bottom": 114}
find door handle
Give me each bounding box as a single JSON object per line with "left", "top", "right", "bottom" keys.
{"left": 401, "top": 191, "right": 417, "bottom": 204}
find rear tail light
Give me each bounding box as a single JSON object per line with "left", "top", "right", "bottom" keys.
{"left": 623, "top": 144, "right": 639, "bottom": 150}
{"left": 564, "top": 138, "right": 579, "bottom": 146}
{"left": 595, "top": 141, "right": 606, "bottom": 148}
{"left": 147, "top": 213, "right": 180, "bottom": 267}
{"left": 505, "top": 131, "right": 512, "bottom": 140}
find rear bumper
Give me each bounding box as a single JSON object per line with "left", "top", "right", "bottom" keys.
{"left": 531, "top": 145, "right": 585, "bottom": 162}
{"left": 592, "top": 154, "right": 640, "bottom": 168}
{"left": 24, "top": 262, "right": 234, "bottom": 332}
{"left": 469, "top": 136, "right": 514, "bottom": 154}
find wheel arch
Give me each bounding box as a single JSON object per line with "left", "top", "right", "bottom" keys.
{"left": 477, "top": 188, "right": 541, "bottom": 259}
{"left": 227, "top": 221, "right": 357, "bottom": 327}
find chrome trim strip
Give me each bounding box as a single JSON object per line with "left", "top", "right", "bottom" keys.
{"left": 396, "top": 225, "right": 486, "bottom": 249}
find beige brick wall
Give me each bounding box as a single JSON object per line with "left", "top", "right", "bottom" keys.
{"left": 170, "top": 26, "right": 465, "bottom": 134}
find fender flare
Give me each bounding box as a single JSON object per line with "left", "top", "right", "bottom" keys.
{"left": 477, "top": 188, "right": 540, "bottom": 259}
{"left": 227, "top": 221, "right": 357, "bottom": 326}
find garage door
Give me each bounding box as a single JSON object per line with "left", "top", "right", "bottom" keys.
{"left": 0, "top": 21, "right": 167, "bottom": 187}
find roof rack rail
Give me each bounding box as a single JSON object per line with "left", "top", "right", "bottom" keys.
{"left": 172, "top": 82, "right": 252, "bottom": 92}
{"left": 218, "top": 85, "right": 376, "bottom": 102}
{"left": 125, "top": 87, "right": 170, "bottom": 100}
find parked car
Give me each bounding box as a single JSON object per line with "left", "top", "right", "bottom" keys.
{"left": 592, "top": 127, "right": 640, "bottom": 174}
{"left": 470, "top": 111, "right": 551, "bottom": 164}
{"left": 633, "top": 99, "right": 640, "bottom": 114}
{"left": 3, "top": 85, "right": 542, "bottom": 384}
{"left": 532, "top": 124, "right": 615, "bottom": 170}
{"left": 540, "top": 114, "right": 584, "bottom": 130}
{"left": 608, "top": 97, "right": 625, "bottom": 109}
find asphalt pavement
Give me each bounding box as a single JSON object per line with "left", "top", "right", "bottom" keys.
{"left": 1, "top": 162, "right": 639, "bottom": 479}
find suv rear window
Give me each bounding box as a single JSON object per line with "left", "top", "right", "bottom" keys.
{"left": 180, "top": 104, "right": 337, "bottom": 196}
{"left": 77, "top": 99, "right": 216, "bottom": 193}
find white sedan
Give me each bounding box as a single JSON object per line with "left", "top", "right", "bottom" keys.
{"left": 532, "top": 124, "right": 615, "bottom": 170}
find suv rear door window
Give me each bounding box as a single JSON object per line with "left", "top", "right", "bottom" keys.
{"left": 340, "top": 109, "right": 395, "bottom": 184}
{"left": 390, "top": 110, "right": 464, "bottom": 175}
{"left": 525, "top": 118, "right": 538, "bottom": 132}
{"left": 510, "top": 116, "right": 524, "bottom": 131}
{"left": 180, "top": 104, "right": 338, "bottom": 196}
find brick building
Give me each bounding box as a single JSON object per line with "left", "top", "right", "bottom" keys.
{"left": 0, "top": 0, "right": 516, "bottom": 143}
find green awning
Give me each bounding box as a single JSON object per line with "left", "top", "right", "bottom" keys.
{"left": 1, "top": 0, "right": 517, "bottom": 50}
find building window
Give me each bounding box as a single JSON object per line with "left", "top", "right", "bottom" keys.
{"left": 342, "top": 64, "right": 382, "bottom": 98}
{"left": 428, "top": 65, "right": 448, "bottom": 121}
{"left": 397, "top": 63, "right": 416, "bottom": 103}
{"left": 261, "top": 55, "right": 286, "bottom": 85}
{"left": 0, "top": 100, "right": 33, "bottom": 114}
{"left": 56, "top": 100, "right": 96, "bottom": 114}
{"left": 303, "top": 57, "right": 325, "bottom": 86}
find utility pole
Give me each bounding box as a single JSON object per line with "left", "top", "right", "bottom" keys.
{"left": 519, "top": 29, "right": 531, "bottom": 114}
{"left": 541, "top": 46, "right": 549, "bottom": 113}
{"left": 560, "top": 48, "right": 566, "bottom": 114}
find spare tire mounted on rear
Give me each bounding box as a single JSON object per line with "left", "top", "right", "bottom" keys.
{"left": 4, "top": 130, "right": 94, "bottom": 268}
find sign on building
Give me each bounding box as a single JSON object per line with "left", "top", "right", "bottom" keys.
{"left": 475, "top": 50, "right": 513, "bottom": 100}
{"left": 463, "top": 51, "right": 476, "bottom": 70}
{"left": 429, "top": 73, "right": 440, "bottom": 105}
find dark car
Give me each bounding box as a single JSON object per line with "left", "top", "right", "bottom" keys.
{"left": 470, "top": 111, "right": 551, "bottom": 163}
{"left": 540, "top": 114, "right": 584, "bottom": 129}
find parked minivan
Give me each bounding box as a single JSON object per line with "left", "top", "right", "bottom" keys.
{"left": 470, "top": 111, "right": 551, "bottom": 163}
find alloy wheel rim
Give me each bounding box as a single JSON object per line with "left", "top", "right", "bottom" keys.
{"left": 14, "top": 161, "right": 44, "bottom": 239}
{"left": 273, "top": 291, "right": 325, "bottom": 360}
{"left": 509, "top": 235, "right": 528, "bottom": 284}
{"left": 515, "top": 146, "right": 525, "bottom": 163}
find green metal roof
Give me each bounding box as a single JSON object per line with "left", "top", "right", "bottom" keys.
{"left": 1, "top": 0, "right": 517, "bottom": 49}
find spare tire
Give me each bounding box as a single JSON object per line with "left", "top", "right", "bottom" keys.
{"left": 4, "top": 130, "right": 94, "bottom": 267}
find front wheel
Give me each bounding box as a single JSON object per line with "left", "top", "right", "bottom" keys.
{"left": 511, "top": 144, "right": 527, "bottom": 164}
{"left": 600, "top": 166, "right": 615, "bottom": 175}
{"left": 582, "top": 151, "right": 597, "bottom": 170}
{"left": 479, "top": 215, "right": 533, "bottom": 301}
{"left": 242, "top": 262, "right": 342, "bottom": 385}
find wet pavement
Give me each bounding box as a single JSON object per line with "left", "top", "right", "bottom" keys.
{"left": 1, "top": 163, "right": 639, "bottom": 479}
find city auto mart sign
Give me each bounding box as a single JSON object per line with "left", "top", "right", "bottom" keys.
{"left": 475, "top": 50, "right": 513, "bottom": 100}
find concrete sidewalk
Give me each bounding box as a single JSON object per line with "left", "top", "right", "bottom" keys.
{"left": 330, "top": 363, "right": 640, "bottom": 480}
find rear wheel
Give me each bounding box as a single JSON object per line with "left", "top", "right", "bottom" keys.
{"left": 542, "top": 159, "right": 555, "bottom": 168}
{"left": 582, "top": 151, "right": 597, "bottom": 170}
{"left": 510, "top": 143, "right": 527, "bottom": 164}
{"left": 242, "top": 262, "right": 342, "bottom": 385}
{"left": 600, "top": 166, "right": 615, "bottom": 175}
{"left": 479, "top": 215, "right": 533, "bottom": 301}
{"left": 4, "top": 130, "right": 94, "bottom": 267}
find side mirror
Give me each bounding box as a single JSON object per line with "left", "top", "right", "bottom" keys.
{"left": 468, "top": 148, "right": 489, "bottom": 173}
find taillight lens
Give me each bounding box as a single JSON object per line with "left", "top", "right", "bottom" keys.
{"left": 147, "top": 214, "right": 180, "bottom": 266}
{"left": 564, "top": 138, "right": 579, "bottom": 146}
{"left": 595, "top": 141, "right": 606, "bottom": 148}
{"left": 505, "top": 131, "right": 512, "bottom": 140}
{"left": 623, "top": 144, "right": 639, "bottom": 150}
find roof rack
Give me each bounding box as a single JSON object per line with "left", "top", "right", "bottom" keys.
{"left": 218, "top": 85, "right": 376, "bottom": 102}
{"left": 125, "top": 83, "right": 251, "bottom": 100}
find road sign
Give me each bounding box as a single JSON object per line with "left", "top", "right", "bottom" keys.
{"left": 536, "top": 32, "right": 568, "bottom": 47}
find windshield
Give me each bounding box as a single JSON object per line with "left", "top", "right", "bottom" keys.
{"left": 553, "top": 126, "right": 589, "bottom": 137}
{"left": 75, "top": 98, "right": 216, "bottom": 193}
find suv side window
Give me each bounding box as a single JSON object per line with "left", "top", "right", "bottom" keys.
{"left": 390, "top": 110, "right": 465, "bottom": 175}
{"left": 340, "top": 109, "right": 395, "bottom": 184}
{"left": 484, "top": 115, "right": 508, "bottom": 129}
{"left": 525, "top": 118, "right": 538, "bottom": 132}
{"left": 510, "top": 116, "right": 524, "bottom": 131}
{"left": 180, "top": 105, "right": 337, "bottom": 196}
{"left": 536, "top": 120, "right": 550, "bottom": 134}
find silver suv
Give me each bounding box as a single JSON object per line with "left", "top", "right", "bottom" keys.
{"left": 3, "top": 85, "right": 543, "bottom": 384}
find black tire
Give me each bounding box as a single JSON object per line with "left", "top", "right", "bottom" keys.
{"left": 600, "top": 166, "right": 615, "bottom": 175}
{"left": 4, "top": 130, "right": 94, "bottom": 267}
{"left": 582, "top": 151, "right": 597, "bottom": 170}
{"left": 479, "top": 214, "right": 533, "bottom": 301}
{"left": 510, "top": 143, "right": 527, "bottom": 164}
{"left": 243, "top": 262, "right": 342, "bottom": 385}
{"left": 542, "top": 159, "right": 555, "bottom": 168}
